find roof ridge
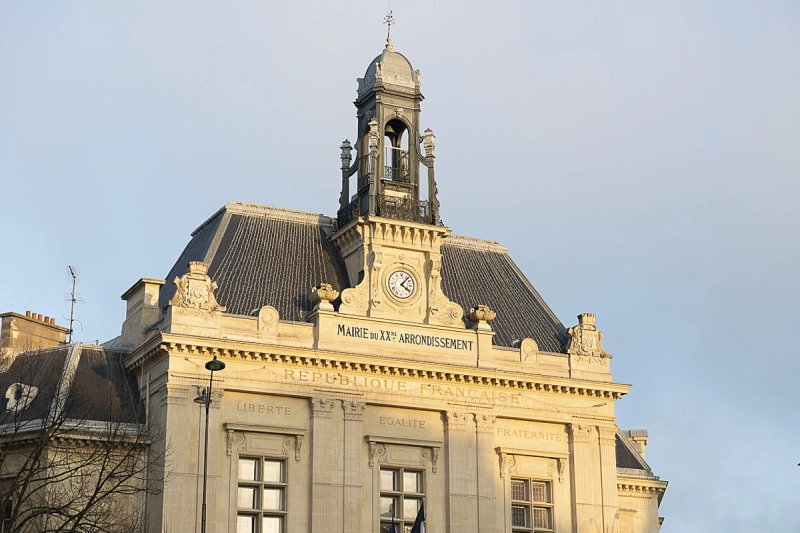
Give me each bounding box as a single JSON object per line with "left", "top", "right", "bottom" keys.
{"left": 445, "top": 234, "right": 508, "bottom": 253}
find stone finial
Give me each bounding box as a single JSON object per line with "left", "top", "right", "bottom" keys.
{"left": 340, "top": 140, "right": 352, "bottom": 171}
{"left": 167, "top": 262, "right": 226, "bottom": 313}
{"left": 467, "top": 304, "right": 496, "bottom": 331}
{"left": 310, "top": 283, "right": 339, "bottom": 311}
{"left": 566, "top": 313, "right": 611, "bottom": 359}
{"left": 422, "top": 128, "right": 436, "bottom": 158}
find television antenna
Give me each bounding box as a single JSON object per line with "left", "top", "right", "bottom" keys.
{"left": 64, "top": 266, "right": 84, "bottom": 344}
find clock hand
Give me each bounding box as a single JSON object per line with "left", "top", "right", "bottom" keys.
{"left": 401, "top": 277, "right": 413, "bottom": 291}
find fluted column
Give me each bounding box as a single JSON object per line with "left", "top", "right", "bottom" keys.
{"left": 598, "top": 425, "right": 620, "bottom": 533}
{"left": 445, "top": 411, "right": 476, "bottom": 531}
{"left": 475, "top": 413, "right": 496, "bottom": 532}
{"left": 343, "top": 401, "right": 366, "bottom": 533}
{"left": 569, "top": 423, "right": 602, "bottom": 531}
{"left": 311, "top": 398, "right": 339, "bottom": 533}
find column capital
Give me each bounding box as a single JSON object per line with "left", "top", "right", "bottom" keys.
{"left": 445, "top": 411, "right": 469, "bottom": 431}
{"left": 310, "top": 397, "right": 336, "bottom": 418}
{"left": 474, "top": 413, "right": 496, "bottom": 434}
{"left": 597, "top": 425, "right": 617, "bottom": 445}
{"left": 568, "top": 423, "right": 595, "bottom": 444}
{"left": 342, "top": 400, "right": 366, "bottom": 421}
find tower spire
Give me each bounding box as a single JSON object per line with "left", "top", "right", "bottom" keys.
{"left": 383, "top": 5, "right": 395, "bottom": 50}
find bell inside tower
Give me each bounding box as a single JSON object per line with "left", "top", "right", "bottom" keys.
{"left": 384, "top": 119, "right": 409, "bottom": 184}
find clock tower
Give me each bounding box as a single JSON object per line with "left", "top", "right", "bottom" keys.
{"left": 333, "top": 35, "right": 462, "bottom": 327}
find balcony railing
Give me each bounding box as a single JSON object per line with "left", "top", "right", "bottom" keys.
{"left": 384, "top": 166, "right": 410, "bottom": 183}
{"left": 337, "top": 195, "right": 436, "bottom": 227}
{"left": 377, "top": 194, "right": 432, "bottom": 225}
{"left": 337, "top": 197, "right": 360, "bottom": 228}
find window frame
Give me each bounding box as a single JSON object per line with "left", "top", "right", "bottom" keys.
{"left": 236, "top": 456, "right": 288, "bottom": 533}
{"left": 378, "top": 466, "right": 425, "bottom": 533}
{"left": 510, "top": 477, "right": 554, "bottom": 533}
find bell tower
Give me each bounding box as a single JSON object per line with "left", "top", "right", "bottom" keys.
{"left": 337, "top": 32, "right": 439, "bottom": 228}
{"left": 332, "top": 29, "right": 461, "bottom": 328}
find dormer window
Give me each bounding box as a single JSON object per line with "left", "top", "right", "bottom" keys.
{"left": 5, "top": 383, "right": 38, "bottom": 412}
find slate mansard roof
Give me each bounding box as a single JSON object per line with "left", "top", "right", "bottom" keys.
{"left": 159, "top": 202, "right": 569, "bottom": 352}
{"left": 0, "top": 344, "right": 143, "bottom": 427}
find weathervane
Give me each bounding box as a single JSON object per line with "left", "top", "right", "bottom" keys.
{"left": 383, "top": 4, "right": 395, "bottom": 42}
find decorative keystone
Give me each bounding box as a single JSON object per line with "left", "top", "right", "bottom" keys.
{"left": 566, "top": 313, "right": 612, "bottom": 359}
{"left": 468, "top": 304, "right": 496, "bottom": 331}
{"left": 168, "top": 262, "right": 225, "bottom": 313}
{"left": 310, "top": 283, "right": 339, "bottom": 311}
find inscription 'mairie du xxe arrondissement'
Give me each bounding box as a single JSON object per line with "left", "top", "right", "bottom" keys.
{"left": 336, "top": 323, "right": 474, "bottom": 351}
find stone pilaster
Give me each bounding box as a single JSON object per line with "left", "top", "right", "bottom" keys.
{"left": 342, "top": 401, "right": 366, "bottom": 533}
{"left": 445, "top": 411, "right": 476, "bottom": 531}
{"left": 474, "top": 413, "right": 496, "bottom": 532}
{"left": 598, "top": 425, "right": 620, "bottom": 533}
{"left": 311, "top": 398, "right": 339, "bottom": 533}
{"left": 569, "top": 424, "right": 603, "bottom": 531}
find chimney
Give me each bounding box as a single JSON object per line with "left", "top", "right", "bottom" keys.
{"left": 623, "top": 429, "right": 649, "bottom": 459}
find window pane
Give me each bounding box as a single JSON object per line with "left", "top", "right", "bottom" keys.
{"left": 379, "top": 524, "right": 393, "bottom": 533}
{"left": 403, "top": 525, "right": 413, "bottom": 533}
{"left": 263, "top": 515, "right": 282, "bottom": 533}
{"left": 263, "top": 488, "right": 283, "bottom": 511}
{"left": 238, "top": 487, "right": 257, "bottom": 509}
{"left": 403, "top": 471, "right": 421, "bottom": 493}
{"left": 533, "top": 507, "right": 549, "bottom": 529}
{"left": 511, "top": 506, "right": 529, "bottom": 528}
{"left": 511, "top": 480, "right": 528, "bottom": 501}
{"left": 531, "top": 482, "right": 547, "bottom": 503}
{"left": 237, "top": 515, "right": 255, "bottom": 533}
{"left": 239, "top": 458, "right": 258, "bottom": 481}
{"left": 263, "top": 460, "right": 283, "bottom": 483}
{"left": 380, "top": 496, "right": 396, "bottom": 518}
{"left": 380, "top": 469, "right": 396, "bottom": 491}
{"left": 403, "top": 497, "right": 420, "bottom": 520}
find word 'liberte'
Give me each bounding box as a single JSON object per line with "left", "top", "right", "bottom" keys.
{"left": 337, "top": 323, "right": 474, "bottom": 351}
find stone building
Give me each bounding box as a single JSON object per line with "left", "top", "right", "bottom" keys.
{"left": 116, "top": 35, "right": 666, "bottom": 533}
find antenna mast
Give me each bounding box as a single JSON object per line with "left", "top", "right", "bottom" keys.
{"left": 67, "top": 266, "right": 80, "bottom": 344}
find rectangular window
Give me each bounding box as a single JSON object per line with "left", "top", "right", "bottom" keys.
{"left": 237, "top": 457, "right": 286, "bottom": 533}
{"left": 379, "top": 467, "right": 424, "bottom": 533}
{"left": 511, "top": 479, "right": 553, "bottom": 532}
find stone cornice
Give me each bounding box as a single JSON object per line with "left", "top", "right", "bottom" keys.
{"left": 125, "top": 333, "right": 630, "bottom": 400}
{"left": 617, "top": 474, "right": 668, "bottom": 504}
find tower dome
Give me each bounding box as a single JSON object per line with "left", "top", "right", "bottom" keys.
{"left": 357, "top": 39, "right": 420, "bottom": 98}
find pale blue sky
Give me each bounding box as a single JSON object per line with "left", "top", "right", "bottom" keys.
{"left": 1, "top": 1, "right": 799, "bottom": 531}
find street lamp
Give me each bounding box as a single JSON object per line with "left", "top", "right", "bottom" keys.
{"left": 193, "top": 355, "right": 225, "bottom": 533}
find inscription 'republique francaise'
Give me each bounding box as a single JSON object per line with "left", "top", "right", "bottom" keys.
{"left": 283, "top": 370, "right": 521, "bottom": 404}
{"left": 336, "top": 323, "right": 474, "bottom": 351}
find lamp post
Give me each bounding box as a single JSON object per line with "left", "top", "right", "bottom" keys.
{"left": 194, "top": 356, "right": 225, "bottom": 533}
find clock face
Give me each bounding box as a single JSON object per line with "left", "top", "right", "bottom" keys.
{"left": 387, "top": 270, "right": 415, "bottom": 299}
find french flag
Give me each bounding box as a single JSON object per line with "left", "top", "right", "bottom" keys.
{"left": 410, "top": 503, "right": 425, "bottom": 533}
